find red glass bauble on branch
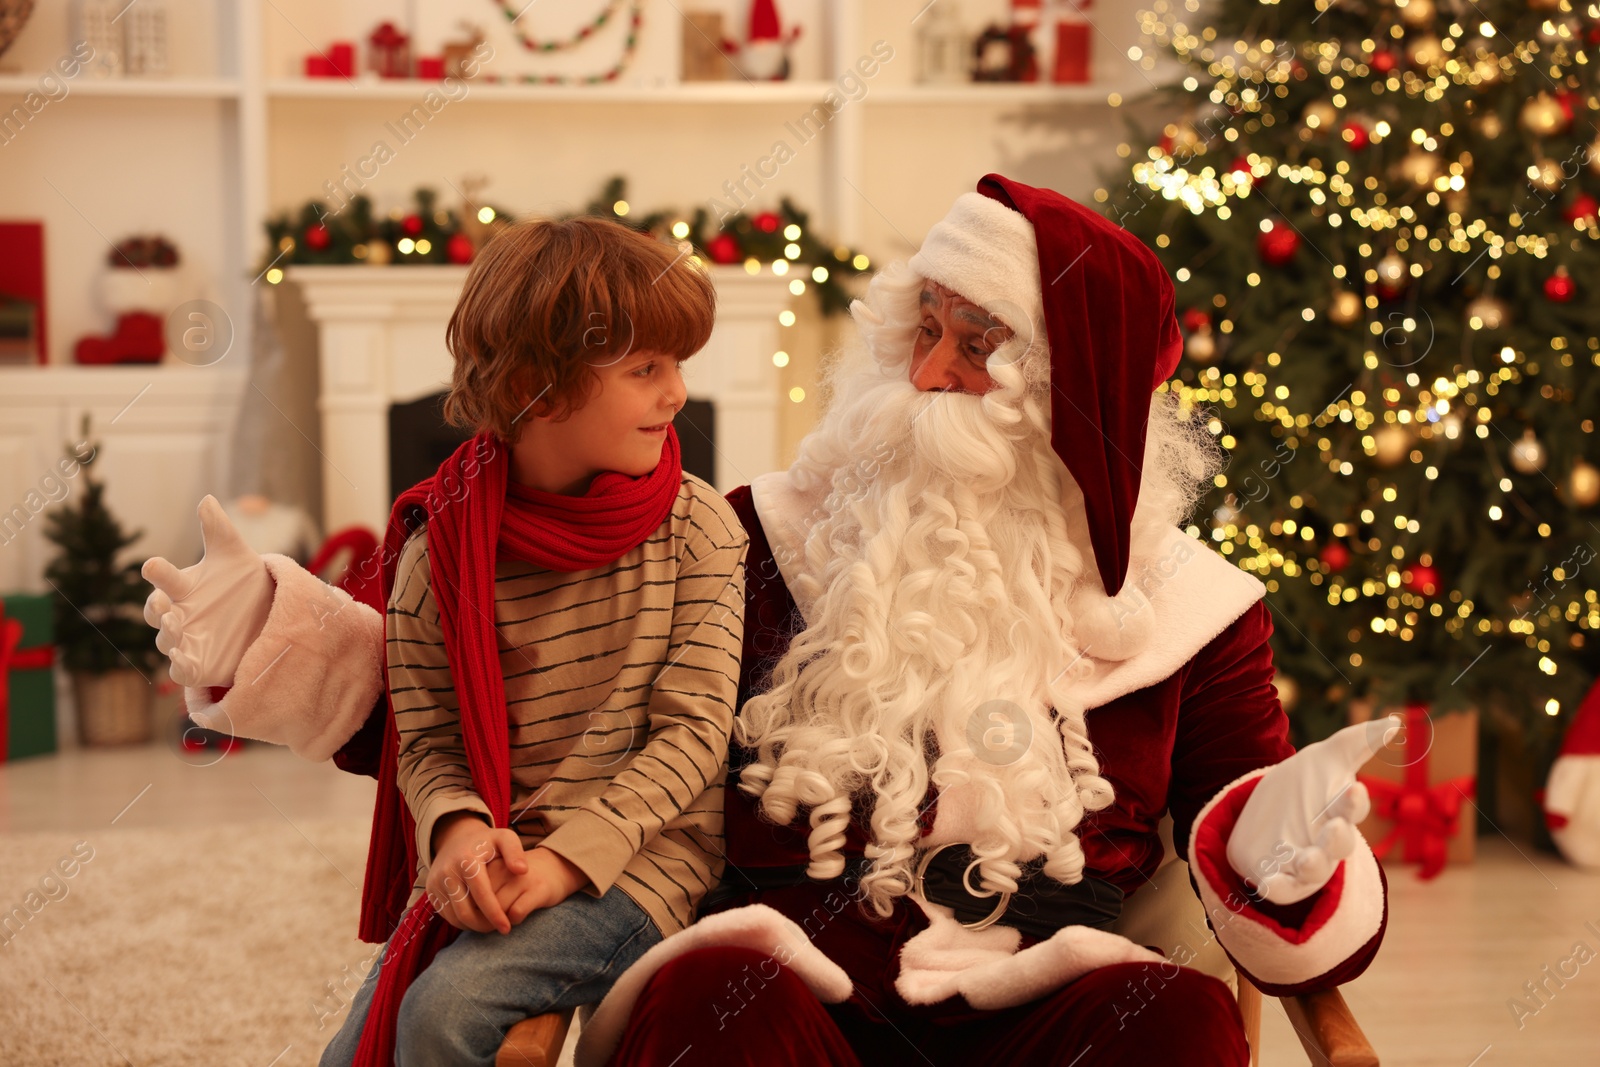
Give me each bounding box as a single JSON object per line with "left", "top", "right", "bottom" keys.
{"left": 1257, "top": 220, "right": 1301, "bottom": 266}
{"left": 752, "top": 212, "right": 781, "bottom": 234}
{"left": 1545, "top": 266, "right": 1576, "bottom": 302}
{"left": 1564, "top": 194, "right": 1599, "bottom": 225}
{"left": 1370, "top": 50, "right": 1397, "bottom": 74}
{"left": 1341, "top": 121, "right": 1369, "bottom": 150}
{"left": 705, "top": 232, "right": 743, "bottom": 265}
{"left": 1320, "top": 540, "right": 1352, "bottom": 572}
{"left": 1404, "top": 563, "right": 1441, "bottom": 596}
{"left": 1228, "top": 156, "right": 1254, "bottom": 185}
{"left": 402, "top": 214, "right": 424, "bottom": 236}
{"left": 1556, "top": 90, "right": 1581, "bottom": 124}
{"left": 1181, "top": 307, "right": 1212, "bottom": 333}
{"left": 446, "top": 233, "right": 475, "bottom": 264}
{"left": 304, "top": 223, "right": 330, "bottom": 250}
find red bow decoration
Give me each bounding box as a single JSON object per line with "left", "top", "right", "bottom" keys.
{"left": 1357, "top": 704, "right": 1474, "bottom": 880}
{"left": 1, "top": 603, "right": 57, "bottom": 763}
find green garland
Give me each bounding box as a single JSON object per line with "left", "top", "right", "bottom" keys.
{"left": 259, "top": 177, "right": 873, "bottom": 316}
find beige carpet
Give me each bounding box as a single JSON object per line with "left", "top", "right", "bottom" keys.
{"left": 0, "top": 817, "right": 374, "bottom": 1066}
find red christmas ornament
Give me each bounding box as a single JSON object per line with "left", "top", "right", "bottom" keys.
{"left": 1158, "top": 133, "right": 1174, "bottom": 155}
{"left": 1180, "top": 307, "right": 1212, "bottom": 333}
{"left": 1545, "top": 267, "right": 1576, "bottom": 303}
{"left": 1404, "top": 563, "right": 1441, "bottom": 596}
{"left": 1320, "top": 540, "right": 1352, "bottom": 572}
{"left": 446, "top": 233, "right": 475, "bottom": 265}
{"left": 753, "top": 211, "right": 781, "bottom": 234}
{"left": 1256, "top": 220, "right": 1301, "bottom": 266}
{"left": 1556, "top": 90, "right": 1581, "bottom": 124}
{"left": 1369, "top": 50, "right": 1397, "bottom": 74}
{"left": 304, "top": 223, "right": 330, "bottom": 251}
{"left": 1341, "top": 121, "right": 1369, "bottom": 150}
{"left": 705, "top": 232, "right": 743, "bottom": 265}
{"left": 1228, "top": 156, "right": 1254, "bottom": 186}
{"left": 1564, "top": 194, "right": 1599, "bottom": 225}
{"left": 402, "top": 213, "right": 424, "bottom": 236}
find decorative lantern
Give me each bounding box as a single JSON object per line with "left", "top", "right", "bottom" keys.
{"left": 368, "top": 21, "right": 411, "bottom": 79}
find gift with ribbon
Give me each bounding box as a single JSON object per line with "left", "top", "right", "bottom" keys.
{"left": 1, "top": 593, "right": 58, "bottom": 762}
{"left": 1356, "top": 703, "right": 1478, "bottom": 880}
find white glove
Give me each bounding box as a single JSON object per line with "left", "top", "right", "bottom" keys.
{"left": 141, "top": 495, "right": 275, "bottom": 689}
{"left": 1226, "top": 716, "right": 1401, "bottom": 905}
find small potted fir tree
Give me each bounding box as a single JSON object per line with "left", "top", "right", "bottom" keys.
{"left": 42, "top": 418, "right": 160, "bottom": 745}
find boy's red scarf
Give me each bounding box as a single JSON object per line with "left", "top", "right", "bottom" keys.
{"left": 352, "top": 427, "right": 683, "bottom": 1065}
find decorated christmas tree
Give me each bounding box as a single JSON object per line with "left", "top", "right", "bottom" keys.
{"left": 1099, "top": 0, "right": 1600, "bottom": 751}
{"left": 42, "top": 419, "right": 160, "bottom": 677}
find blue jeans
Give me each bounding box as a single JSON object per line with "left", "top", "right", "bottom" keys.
{"left": 319, "top": 887, "right": 661, "bottom": 1066}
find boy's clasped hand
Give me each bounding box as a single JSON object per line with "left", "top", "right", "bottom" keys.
{"left": 426, "top": 811, "right": 588, "bottom": 935}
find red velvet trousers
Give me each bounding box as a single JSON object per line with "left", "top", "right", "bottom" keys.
{"left": 605, "top": 883, "right": 1249, "bottom": 1066}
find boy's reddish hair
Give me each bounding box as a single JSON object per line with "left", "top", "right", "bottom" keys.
{"left": 443, "top": 215, "right": 717, "bottom": 442}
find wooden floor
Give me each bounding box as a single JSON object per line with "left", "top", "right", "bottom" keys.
{"left": 3, "top": 738, "right": 1596, "bottom": 1066}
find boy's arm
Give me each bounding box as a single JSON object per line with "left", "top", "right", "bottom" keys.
{"left": 389, "top": 529, "right": 492, "bottom": 869}
{"left": 539, "top": 510, "right": 749, "bottom": 897}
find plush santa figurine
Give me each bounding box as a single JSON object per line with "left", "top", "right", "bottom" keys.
{"left": 1545, "top": 678, "right": 1600, "bottom": 869}
{"left": 723, "top": 0, "right": 800, "bottom": 81}
{"left": 142, "top": 174, "right": 1397, "bottom": 1066}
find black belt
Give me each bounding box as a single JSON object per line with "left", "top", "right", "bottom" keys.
{"left": 702, "top": 846, "right": 1124, "bottom": 941}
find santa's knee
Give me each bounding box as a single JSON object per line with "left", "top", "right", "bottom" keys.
{"left": 654, "top": 945, "right": 812, "bottom": 1033}
{"left": 1085, "top": 960, "right": 1248, "bottom": 1061}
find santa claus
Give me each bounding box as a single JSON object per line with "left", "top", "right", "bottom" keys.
{"left": 146, "top": 174, "right": 1396, "bottom": 1065}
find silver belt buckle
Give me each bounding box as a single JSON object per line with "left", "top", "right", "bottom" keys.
{"left": 912, "top": 842, "right": 1012, "bottom": 931}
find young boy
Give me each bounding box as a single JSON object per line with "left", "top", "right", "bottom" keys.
{"left": 146, "top": 214, "right": 748, "bottom": 1065}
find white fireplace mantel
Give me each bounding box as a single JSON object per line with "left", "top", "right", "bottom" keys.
{"left": 290, "top": 264, "right": 794, "bottom": 534}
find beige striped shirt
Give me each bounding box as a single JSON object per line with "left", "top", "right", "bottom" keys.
{"left": 386, "top": 473, "right": 747, "bottom": 937}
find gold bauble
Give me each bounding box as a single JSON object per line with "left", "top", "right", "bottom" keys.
{"left": 1186, "top": 327, "right": 1218, "bottom": 364}
{"left": 1465, "top": 294, "right": 1509, "bottom": 330}
{"left": 1329, "top": 289, "right": 1363, "bottom": 325}
{"left": 1398, "top": 149, "right": 1443, "bottom": 188}
{"left": 1570, "top": 459, "right": 1600, "bottom": 507}
{"left": 1521, "top": 92, "right": 1570, "bottom": 136}
{"left": 366, "top": 240, "right": 393, "bottom": 266}
{"left": 1477, "top": 112, "right": 1503, "bottom": 140}
{"left": 1407, "top": 36, "right": 1445, "bottom": 69}
{"left": 1274, "top": 674, "right": 1301, "bottom": 713}
{"left": 1374, "top": 424, "right": 1413, "bottom": 467}
{"left": 1303, "top": 100, "right": 1338, "bottom": 132}
{"left": 1510, "top": 428, "right": 1548, "bottom": 474}
{"left": 1397, "top": 0, "right": 1434, "bottom": 28}
{"left": 1528, "top": 157, "right": 1565, "bottom": 192}
{"left": 1376, "top": 251, "right": 1408, "bottom": 289}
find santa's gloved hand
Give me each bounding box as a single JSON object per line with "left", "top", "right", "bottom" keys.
{"left": 1225, "top": 716, "right": 1401, "bottom": 905}
{"left": 141, "top": 495, "right": 274, "bottom": 689}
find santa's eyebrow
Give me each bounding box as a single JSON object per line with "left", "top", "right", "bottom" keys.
{"left": 951, "top": 305, "right": 1005, "bottom": 332}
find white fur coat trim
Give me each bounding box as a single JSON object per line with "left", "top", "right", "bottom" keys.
{"left": 894, "top": 897, "right": 1165, "bottom": 1009}
{"left": 1546, "top": 754, "right": 1600, "bottom": 869}
{"left": 183, "top": 554, "right": 385, "bottom": 762}
{"left": 573, "top": 904, "right": 853, "bottom": 1067}
{"left": 1187, "top": 768, "right": 1387, "bottom": 988}
{"left": 749, "top": 469, "right": 1266, "bottom": 714}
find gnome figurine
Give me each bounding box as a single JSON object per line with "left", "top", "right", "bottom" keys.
{"left": 723, "top": 0, "right": 800, "bottom": 81}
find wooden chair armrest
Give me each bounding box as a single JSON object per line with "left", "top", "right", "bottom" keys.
{"left": 496, "top": 1009, "right": 574, "bottom": 1067}
{"left": 1280, "top": 987, "right": 1378, "bottom": 1067}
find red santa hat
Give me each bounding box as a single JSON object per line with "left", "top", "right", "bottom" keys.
{"left": 1545, "top": 679, "right": 1600, "bottom": 869}
{"left": 907, "top": 173, "right": 1184, "bottom": 597}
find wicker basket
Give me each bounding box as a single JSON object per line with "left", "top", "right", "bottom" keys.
{"left": 73, "top": 668, "right": 154, "bottom": 746}
{"left": 0, "top": 1, "right": 35, "bottom": 62}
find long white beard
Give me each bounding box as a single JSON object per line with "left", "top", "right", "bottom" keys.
{"left": 737, "top": 344, "right": 1120, "bottom": 918}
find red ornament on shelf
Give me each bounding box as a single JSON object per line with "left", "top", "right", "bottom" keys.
{"left": 1320, "top": 540, "right": 1352, "bottom": 572}
{"left": 446, "top": 234, "right": 475, "bottom": 265}
{"left": 304, "top": 223, "right": 331, "bottom": 251}
{"left": 1404, "top": 564, "right": 1441, "bottom": 596}
{"left": 1545, "top": 267, "right": 1576, "bottom": 303}
{"left": 705, "top": 232, "right": 743, "bottom": 265}
{"left": 1341, "top": 121, "right": 1369, "bottom": 150}
{"left": 368, "top": 21, "right": 411, "bottom": 79}
{"left": 401, "top": 214, "right": 424, "bottom": 236}
{"left": 1564, "top": 195, "right": 1599, "bottom": 226}
{"left": 1256, "top": 220, "right": 1300, "bottom": 266}
{"left": 752, "top": 211, "right": 782, "bottom": 234}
